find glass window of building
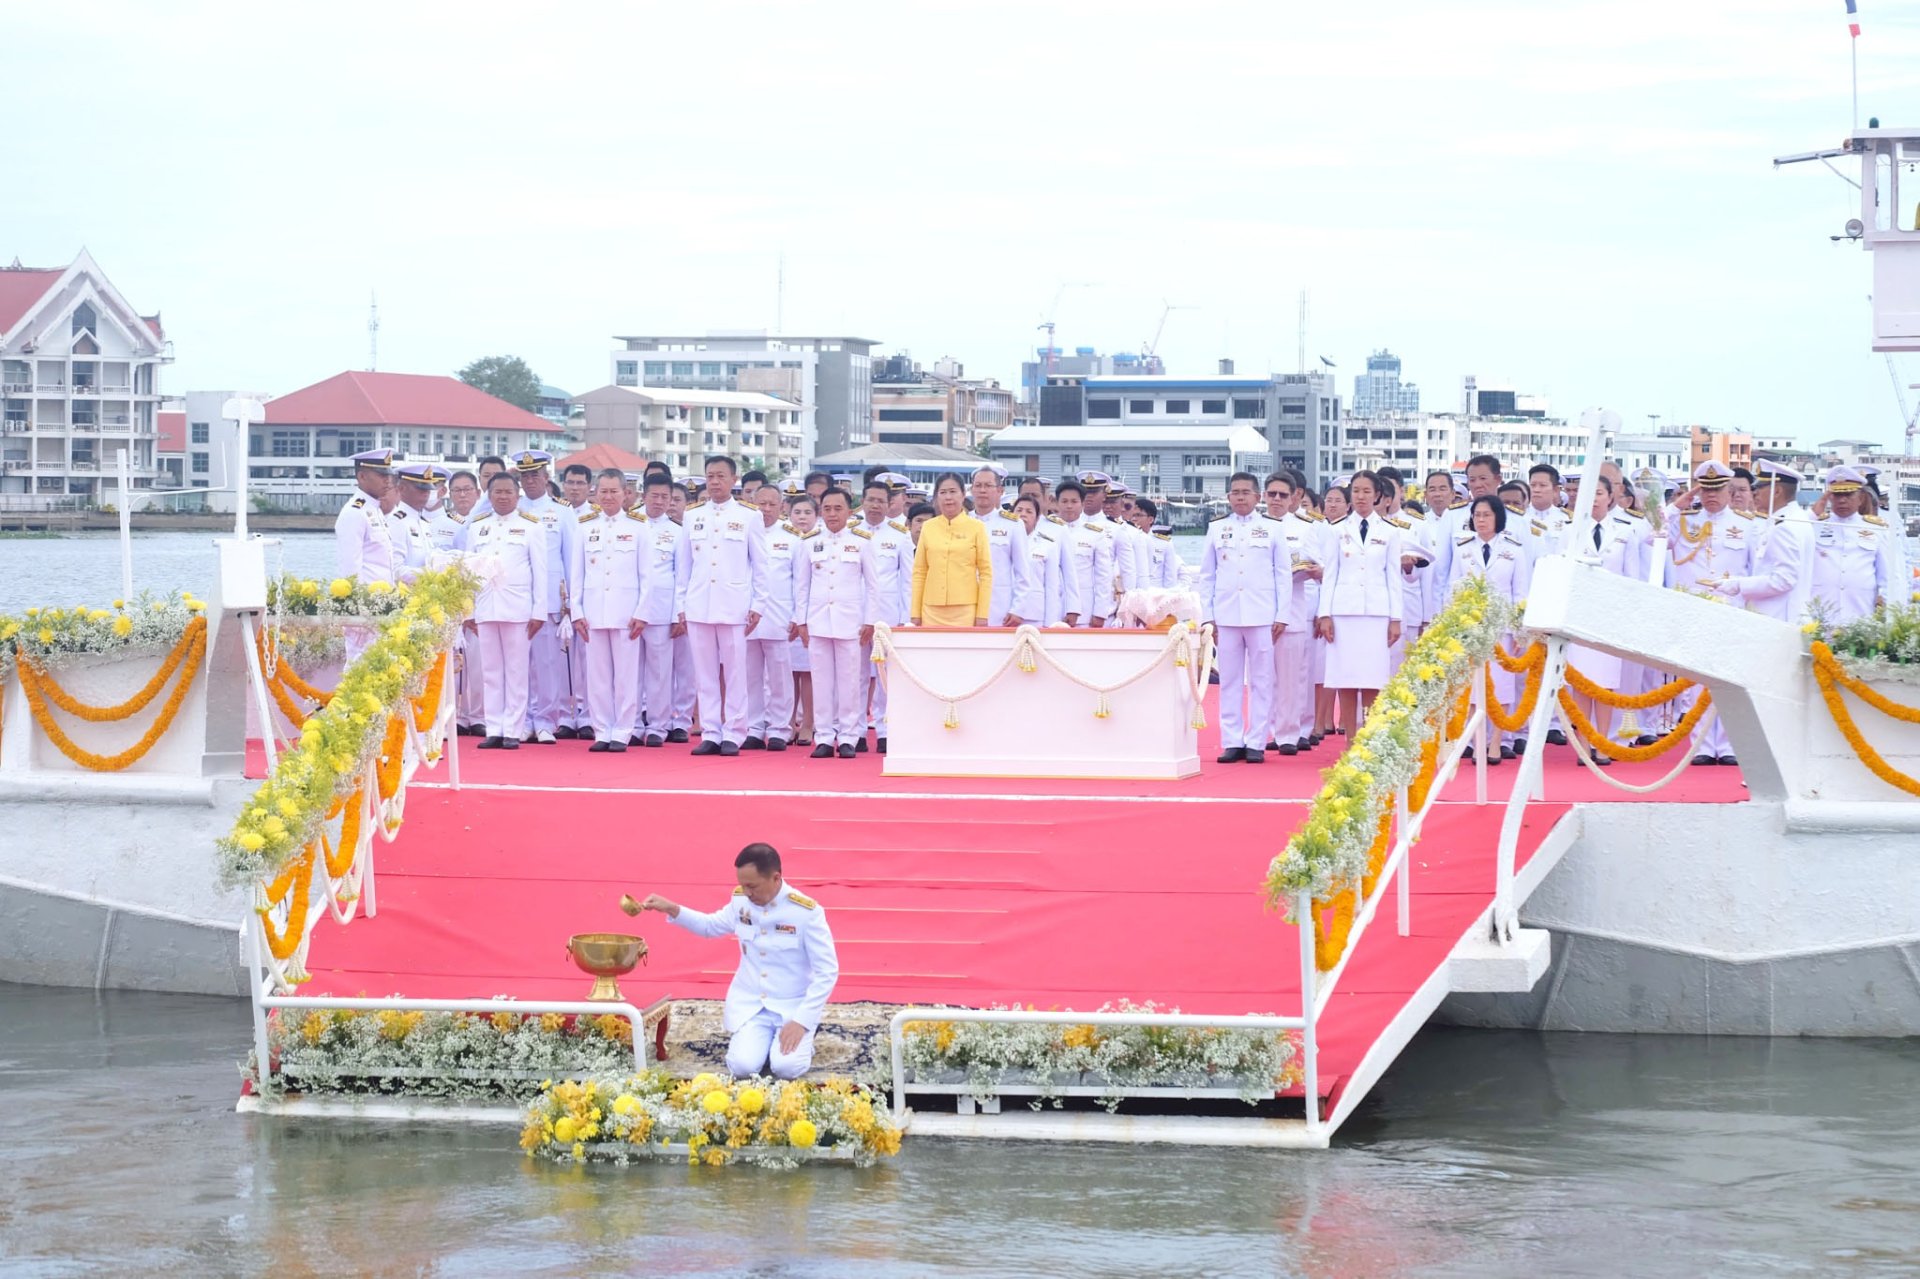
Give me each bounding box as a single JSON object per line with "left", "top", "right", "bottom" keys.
{"left": 1128, "top": 400, "right": 1154, "bottom": 415}
{"left": 1165, "top": 399, "right": 1190, "bottom": 414}
{"left": 1087, "top": 399, "right": 1120, "bottom": 420}
{"left": 1201, "top": 399, "right": 1227, "bottom": 414}
{"left": 190, "top": 421, "right": 209, "bottom": 444}
{"left": 1233, "top": 399, "right": 1266, "bottom": 419}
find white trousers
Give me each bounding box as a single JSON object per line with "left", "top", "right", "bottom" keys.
{"left": 744, "top": 633, "right": 794, "bottom": 741}
{"left": 527, "top": 618, "right": 565, "bottom": 733}
{"left": 688, "top": 620, "right": 748, "bottom": 745}
{"left": 1270, "top": 626, "right": 1311, "bottom": 744}
{"left": 475, "top": 620, "right": 531, "bottom": 740}
{"left": 671, "top": 630, "right": 696, "bottom": 730}
{"left": 565, "top": 620, "right": 591, "bottom": 729}
{"left": 863, "top": 634, "right": 888, "bottom": 734}
{"left": 455, "top": 636, "right": 485, "bottom": 726}
{"left": 1215, "top": 624, "right": 1274, "bottom": 751}
{"left": 633, "top": 623, "right": 673, "bottom": 738}
{"left": 726, "top": 1006, "right": 815, "bottom": 1080}
{"left": 809, "top": 635, "right": 862, "bottom": 747}
{"left": 583, "top": 627, "right": 639, "bottom": 744}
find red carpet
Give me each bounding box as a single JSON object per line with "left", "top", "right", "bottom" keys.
{"left": 291, "top": 692, "right": 1746, "bottom": 1109}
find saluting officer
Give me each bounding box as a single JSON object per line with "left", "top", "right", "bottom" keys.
{"left": 1664, "top": 460, "right": 1752, "bottom": 765}
{"left": 1714, "top": 459, "right": 1815, "bottom": 625}
{"left": 1200, "top": 472, "right": 1288, "bottom": 765}
{"left": 569, "top": 469, "right": 647, "bottom": 753}
{"left": 639, "top": 843, "right": 839, "bottom": 1081}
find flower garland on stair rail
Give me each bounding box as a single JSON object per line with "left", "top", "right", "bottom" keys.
{"left": 14, "top": 617, "right": 209, "bottom": 771}
{"left": 1810, "top": 639, "right": 1920, "bottom": 798}
{"left": 1261, "top": 577, "right": 1512, "bottom": 914}
{"left": 1555, "top": 685, "right": 1713, "bottom": 763}
{"left": 869, "top": 621, "right": 1216, "bottom": 731}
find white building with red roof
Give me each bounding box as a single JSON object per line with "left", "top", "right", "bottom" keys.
{"left": 0, "top": 250, "right": 170, "bottom": 505}
{"left": 248, "top": 371, "right": 572, "bottom": 508}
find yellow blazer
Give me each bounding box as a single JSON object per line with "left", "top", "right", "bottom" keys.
{"left": 911, "top": 513, "right": 993, "bottom": 620}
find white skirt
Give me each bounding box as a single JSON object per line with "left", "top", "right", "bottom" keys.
{"left": 1324, "top": 615, "right": 1390, "bottom": 691}
{"left": 1567, "top": 642, "right": 1621, "bottom": 690}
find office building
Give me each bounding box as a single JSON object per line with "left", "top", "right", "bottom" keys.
{"left": 1351, "top": 349, "right": 1421, "bottom": 416}
{"left": 1023, "top": 345, "right": 1163, "bottom": 423}
{"left": 986, "top": 421, "right": 1269, "bottom": 499}
{"left": 871, "top": 353, "right": 1014, "bottom": 452}
{"left": 573, "top": 384, "right": 804, "bottom": 476}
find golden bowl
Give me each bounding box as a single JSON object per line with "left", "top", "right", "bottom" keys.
{"left": 566, "top": 932, "right": 647, "bottom": 1002}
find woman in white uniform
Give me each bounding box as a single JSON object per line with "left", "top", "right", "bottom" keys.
{"left": 1310, "top": 484, "right": 1347, "bottom": 738}
{"left": 1316, "top": 471, "right": 1404, "bottom": 734}
{"left": 1564, "top": 476, "right": 1645, "bottom": 764}
{"left": 785, "top": 495, "right": 818, "bottom": 746}
{"left": 1448, "top": 494, "right": 1533, "bottom": 762}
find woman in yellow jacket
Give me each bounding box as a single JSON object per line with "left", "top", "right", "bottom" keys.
{"left": 911, "top": 472, "right": 993, "bottom": 627}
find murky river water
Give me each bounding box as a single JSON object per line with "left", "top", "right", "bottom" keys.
{"left": 3, "top": 984, "right": 1918, "bottom": 1277}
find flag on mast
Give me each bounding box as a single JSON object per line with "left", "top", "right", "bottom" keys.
{"left": 1847, "top": 0, "right": 1860, "bottom": 38}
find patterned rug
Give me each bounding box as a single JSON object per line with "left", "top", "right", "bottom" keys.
{"left": 658, "top": 1000, "right": 901, "bottom": 1081}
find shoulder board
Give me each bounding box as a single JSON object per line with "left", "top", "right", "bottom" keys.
{"left": 781, "top": 521, "right": 798, "bottom": 535}
{"left": 1501, "top": 531, "right": 1525, "bottom": 546}
{"left": 1502, "top": 504, "right": 1525, "bottom": 516}
{"left": 1210, "top": 514, "right": 1230, "bottom": 523}
{"left": 578, "top": 511, "right": 596, "bottom": 523}
{"left": 1386, "top": 515, "right": 1410, "bottom": 529}
{"left": 1625, "top": 508, "right": 1647, "bottom": 520}
{"left": 999, "top": 508, "right": 1020, "bottom": 521}
{"left": 732, "top": 886, "right": 746, "bottom": 896}
{"left": 1046, "top": 514, "right": 1067, "bottom": 525}
{"left": 785, "top": 890, "right": 817, "bottom": 910}
{"left": 1456, "top": 533, "right": 1476, "bottom": 546}
{"left": 1815, "top": 511, "right": 1831, "bottom": 521}
{"left": 627, "top": 506, "right": 645, "bottom": 519}
{"left": 889, "top": 519, "right": 907, "bottom": 533}
{"left": 848, "top": 512, "right": 864, "bottom": 523}
{"left": 391, "top": 507, "right": 409, "bottom": 520}
{"left": 350, "top": 496, "right": 366, "bottom": 509}
{"left": 852, "top": 527, "right": 873, "bottom": 540}
{"left": 1449, "top": 499, "right": 1467, "bottom": 510}
{"left": 1734, "top": 509, "right": 1758, "bottom": 520}
{"left": 1404, "top": 508, "right": 1426, "bottom": 521}
{"left": 801, "top": 527, "right": 822, "bottom": 539}
{"left": 1154, "top": 531, "right": 1171, "bottom": 541}
{"left": 448, "top": 513, "right": 465, "bottom": 525}
{"left": 1307, "top": 511, "right": 1326, "bottom": 522}
{"left": 688, "top": 500, "right": 707, "bottom": 510}
{"left": 520, "top": 511, "right": 539, "bottom": 523}
{"left": 1865, "top": 514, "right": 1887, "bottom": 526}
{"left": 1327, "top": 514, "right": 1350, "bottom": 525}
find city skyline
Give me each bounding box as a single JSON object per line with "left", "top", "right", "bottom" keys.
{"left": 10, "top": 1, "right": 1920, "bottom": 451}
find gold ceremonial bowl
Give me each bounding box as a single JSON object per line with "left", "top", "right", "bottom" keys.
{"left": 566, "top": 932, "right": 647, "bottom": 1002}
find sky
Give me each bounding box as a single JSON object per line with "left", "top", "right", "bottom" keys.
{"left": 9, "top": 0, "right": 1920, "bottom": 448}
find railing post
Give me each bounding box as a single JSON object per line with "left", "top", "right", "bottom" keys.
{"left": 1297, "top": 889, "right": 1320, "bottom": 1140}
{"left": 247, "top": 917, "right": 274, "bottom": 1092}
{"left": 1472, "top": 663, "right": 1488, "bottom": 805}
{"left": 1395, "top": 786, "right": 1411, "bottom": 937}
{"left": 1490, "top": 636, "right": 1568, "bottom": 943}
{"left": 238, "top": 613, "right": 278, "bottom": 774}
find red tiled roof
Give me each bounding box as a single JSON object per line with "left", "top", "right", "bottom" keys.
{"left": 558, "top": 442, "right": 651, "bottom": 474}
{"left": 157, "top": 410, "right": 186, "bottom": 453}
{"left": 0, "top": 268, "right": 63, "bottom": 335}
{"left": 262, "top": 371, "right": 553, "bottom": 431}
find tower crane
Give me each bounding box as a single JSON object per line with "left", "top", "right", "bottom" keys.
{"left": 1036, "top": 282, "right": 1094, "bottom": 374}
{"left": 1887, "top": 355, "right": 1920, "bottom": 456}
{"left": 1144, "top": 301, "right": 1196, "bottom": 359}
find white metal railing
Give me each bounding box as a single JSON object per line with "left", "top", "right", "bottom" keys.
{"left": 887, "top": 1002, "right": 1318, "bottom": 1136}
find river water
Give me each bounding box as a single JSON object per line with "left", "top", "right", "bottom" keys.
{"left": 3, "top": 984, "right": 1917, "bottom": 1276}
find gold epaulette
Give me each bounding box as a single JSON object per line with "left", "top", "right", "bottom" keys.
{"left": 786, "top": 890, "right": 817, "bottom": 910}
{"left": 627, "top": 506, "right": 646, "bottom": 519}
{"left": 1734, "top": 509, "right": 1759, "bottom": 520}
{"left": 578, "top": 510, "right": 596, "bottom": 523}
{"left": 1456, "top": 533, "right": 1475, "bottom": 545}
{"left": 733, "top": 886, "right": 746, "bottom": 896}
{"left": 1386, "top": 515, "right": 1410, "bottom": 529}
{"left": 1816, "top": 511, "right": 1831, "bottom": 521}
{"left": 1865, "top": 514, "right": 1888, "bottom": 527}
{"left": 519, "top": 511, "right": 539, "bottom": 523}
{"left": 852, "top": 527, "right": 873, "bottom": 540}
{"left": 1625, "top": 508, "right": 1647, "bottom": 520}
{"left": 1046, "top": 514, "right": 1067, "bottom": 525}
{"left": 889, "top": 519, "right": 907, "bottom": 533}
{"left": 1154, "top": 531, "right": 1171, "bottom": 541}
{"left": 999, "top": 508, "right": 1020, "bottom": 521}
{"left": 350, "top": 496, "right": 366, "bottom": 509}
{"left": 781, "top": 521, "right": 799, "bottom": 535}
{"left": 1405, "top": 508, "right": 1426, "bottom": 521}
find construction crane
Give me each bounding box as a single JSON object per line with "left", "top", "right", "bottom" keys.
{"left": 1037, "top": 282, "right": 1095, "bottom": 374}
{"left": 1886, "top": 355, "right": 1920, "bottom": 456}
{"left": 1143, "top": 300, "right": 1195, "bottom": 359}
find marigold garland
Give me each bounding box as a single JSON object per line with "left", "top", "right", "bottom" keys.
{"left": 1484, "top": 663, "right": 1545, "bottom": 733}
{"left": 259, "top": 846, "right": 317, "bottom": 961}
{"left": 1315, "top": 809, "right": 1394, "bottom": 972}
{"left": 1811, "top": 641, "right": 1920, "bottom": 725}
{"left": 1810, "top": 643, "right": 1920, "bottom": 798}
{"left": 1562, "top": 663, "right": 1695, "bottom": 710}
{"left": 262, "top": 663, "right": 314, "bottom": 730}
{"left": 258, "top": 630, "right": 334, "bottom": 706}
{"left": 376, "top": 716, "right": 407, "bottom": 801}
{"left": 410, "top": 652, "right": 448, "bottom": 730}
{"left": 1490, "top": 641, "right": 1545, "bottom": 675}
{"left": 23, "top": 617, "right": 205, "bottom": 721}
{"left": 16, "top": 622, "right": 207, "bottom": 771}
{"left": 1556, "top": 686, "right": 1711, "bottom": 762}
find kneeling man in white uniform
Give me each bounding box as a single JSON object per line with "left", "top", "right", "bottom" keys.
{"left": 638, "top": 843, "right": 838, "bottom": 1079}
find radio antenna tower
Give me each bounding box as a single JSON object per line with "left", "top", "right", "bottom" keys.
{"left": 368, "top": 291, "right": 380, "bottom": 372}
{"left": 1296, "top": 289, "right": 1308, "bottom": 375}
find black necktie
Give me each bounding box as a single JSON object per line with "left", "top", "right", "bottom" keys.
{"left": 1593, "top": 524, "right": 1603, "bottom": 551}
{"left": 1481, "top": 542, "right": 1491, "bottom": 566}
{"left": 1359, "top": 517, "right": 1369, "bottom": 542}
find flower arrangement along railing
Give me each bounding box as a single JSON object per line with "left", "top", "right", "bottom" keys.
{"left": 522, "top": 1072, "right": 903, "bottom": 1167}
{"left": 1806, "top": 602, "right": 1920, "bottom": 798}
{"left": 0, "top": 591, "right": 209, "bottom": 771}
{"left": 1485, "top": 640, "right": 1714, "bottom": 788}
{"left": 219, "top": 565, "right": 474, "bottom": 992}
{"left": 1261, "top": 576, "right": 1510, "bottom": 976}
{"left": 870, "top": 619, "right": 1215, "bottom": 729}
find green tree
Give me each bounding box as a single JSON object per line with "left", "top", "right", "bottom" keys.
{"left": 456, "top": 355, "right": 543, "bottom": 411}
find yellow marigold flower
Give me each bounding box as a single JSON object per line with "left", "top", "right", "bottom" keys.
{"left": 690, "top": 1072, "right": 721, "bottom": 1093}
{"left": 112, "top": 616, "right": 133, "bottom": 638}
{"left": 428, "top": 605, "right": 447, "bottom": 626}
{"left": 612, "top": 1093, "right": 639, "bottom": 1116}
{"left": 89, "top": 609, "right": 111, "bottom": 622}
{"left": 367, "top": 580, "right": 392, "bottom": 596}
{"left": 329, "top": 578, "right": 354, "bottom": 599}
{"left": 25, "top": 607, "right": 38, "bottom": 617}
{"left": 702, "top": 1148, "right": 725, "bottom": 1166}
{"left": 113, "top": 599, "right": 125, "bottom": 609}
{"left": 238, "top": 832, "right": 266, "bottom": 852}
{"left": 0, "top": 623, "right": 17, "bottom": 641}
{"left": 37, "top": 628, "right": 53, "bottom": 644}
{"left": 701, "top": 1089, "right": 731, "bottom": 1114}
{"left": 277, "top": 798, "right": 300, "bottom": 819}
{"left": 360, "top": 693, "right": 382, "bottom": 714}
{"left": 788, "top": 1119, "right": 818, "bottom": 1148}
{"left": 553, "top": 1116, "right": 576, "bottom": 1142}
{"left": 572, "top": 1142, "right": 587, "bottom": 1160}
{"left": 736, "top": 1087, "right": 766, "bottom": 1115}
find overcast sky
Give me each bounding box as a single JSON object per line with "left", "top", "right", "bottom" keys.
{"left": 9, "top": 0, "right": 1920, "bottom": 446}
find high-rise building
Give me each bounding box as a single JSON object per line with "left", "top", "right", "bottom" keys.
{"left": 1021, "top": 345, "right": 1164, "bottom": 423}
{"left": 609, "top": 332, "right": 876, "bottom": 461}
{"left": 1351, "top": 348, "right": 1420, "bottom": 416}
{"left": 870, "top": 354, "right": 1014, "bottom": 452}
{"left": 0, "top": 250, "right": 169, "bottom": 505}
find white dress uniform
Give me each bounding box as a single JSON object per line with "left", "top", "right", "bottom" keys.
{"left": 630, "top": 510, "right": 684, "bottom": 744}
{"left": 1317, "top": 513, "right": 1405, "bottom": 691}
{"left": 1088, "top": 511, "right": 1136, "bottom": 602}
{"left": 1451, "top": 529, "right": 1534, "bottom": 744}
{"left": 1269, "top": 512, "right": 1323, "bottom": 750}
{"left": 425, "top": 508, "right": 463, "bottom": 554}
{"left": 516, "top": 490, "right": 570, "bottom": 739}
{"left": 568, "top": 507, "right": 646, "bottom": 746}
{"left": 1809, "top": 512, "right": 1899, "bottom": 624}
{"left": 335, "top": 490, "right": 401, "bottom": 586}
{"left": 796, "top": 524, "right": 874, "bottom": 751}
{"left": 1393, "top": 507, "right": 1436, "bottom": 648}
{"left": 1524, "top": 503, "right": 1571, "bottom": 559}
{"left": 862, "top": 517, "right": 914, "bottom": 741}
{"left": 459, "top": 509, "right": 548, "bottom": 742}
{"left": 744, "top": 519, "right": 803, "bottom": 746}
{"left": 1135, "top": 528, "right": 1182, "bottom": 590}
{"left": 978, "top": 508, "right": 1033, "bottom": 625}
{"left": 1061, "top": 514, "right": 1115, "bottom": 627}
{"left": 561, "top": 499, "right": 597, "bottom": 735}
{"left": 1020, "top": 518, "right": 1068, "bottom": 626}
{"left": 669, "top": 884, "right": 840, "bottom": 1079}
{"left": 1198, "top": 509, "right": 1287, "bottom": 755}
{"left": 1566, "top": 509, "right": 1649, "bottom": 689}
{"left": 1664, "top": 497, "right": 1754, "bottom": 759}
{"left": 675, "top": 497, "right": 771, "bottom": 749}
{"left": 1722, "top": 506, "right": 1815, "bottom": 624}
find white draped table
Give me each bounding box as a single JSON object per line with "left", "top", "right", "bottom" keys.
{"left": 874, "top": 623, "right": 1215, "bottom": 781}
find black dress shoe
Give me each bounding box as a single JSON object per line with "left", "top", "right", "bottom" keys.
{"left": 1692, "top": 754, "right": 1717, "bottom": 766}
{"left": 1462, "top": 746, "right": 1475, "bottom": 761}
{"left": 1636, "top": 735, "right": 1657, "bottom": 748}
{"left": 1296, "top": 738, "right": 1312, "bottom": 752}
{"left": 810, "top": 744, "right": 834, "bottom": 759}
{"left": 1217, "top": 747, "right": 1247, "bottom": 764}
{"left": 855, "top": 737, "right": 869, "bottom": 753}
{"left": 1244, "top": 749, "right": 1266, "bottom": 764}
{"left": 741, "top": 737, "right": 766, "bottom": 751}
{"left": 1486, "top": 750, "right": 1504, "bottom": 766}
{"left": 608, "top": 741, "right": 627, "bottom": 753}
{"left": 837, "top": 743, "right": 856, "bottom": 759}
{"left": 1308, "top": 732, "right": 1325, "bottom": 746}
{"left": 1499, "top": 744, "right": 1515, "bottom": 761}
{"left": 718, "top": 741, "right": 740, "bottom": 757}
{"left": 1279, "top": 743, "right": 1298, "bottom": 756}
{"left": 555, "top": 726, "right": 579, "bottom": 740}
{"left": 644, "top": 735, "right": 664, "bottom": 748}
{"left": 666, "top": 728, "right": 689, "bottom": 744}
{"left": 1592, "top": 754, "right": 1613, "bottom": 767}
{"left": 691, "top": 741, "right": 721, "bottom": 757}
{"left": 498, "top": 738, "right": 519, "bottom": 750}
{"left": 1546, "top": 729, "right": 1569, "bottom": 746}
{"left": 589, "top": 741, "right": 611, "bottom": 753}
{"left": 877, "top": 737, "right": 888, "bottom": 754}
{"left": 767, "top": 737, "right": 788, "bottom": 751}
{"left": 628, "top": 734, "right": 646, "bottom": 746}
{"left": 1265, "top": 741, "right": 1282, "bottom": 752}
{"left": 1717, "top": 754, "right": 1739, "bottom": 767}
{"left": 1512, "top": 738, "right": 1528, "bottom": 757}
{"left": 476, "top": 736, "right": 502, "bottom": 749}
